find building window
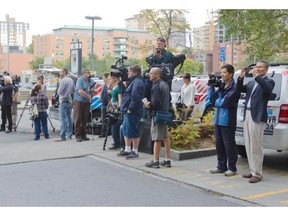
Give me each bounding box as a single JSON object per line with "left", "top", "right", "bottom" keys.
{"left": 55, "top": 37, "right": 64, "bottom": 42}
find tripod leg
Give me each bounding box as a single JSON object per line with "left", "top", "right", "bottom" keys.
{"left": 15, "top": 96, "right": 31, "bottom": 131}
{"left": 91, "top": 110, "right": 94, "bottom": 141}
{"left": 47, "top": 115, "right": 55, "bottom": 132}
{"left": 103, "top": 119, "right": 110, "bottom": 150}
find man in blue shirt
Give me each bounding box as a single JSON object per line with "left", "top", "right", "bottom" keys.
{"left": 73, "top": 69, "right": 95, "bottom": 142}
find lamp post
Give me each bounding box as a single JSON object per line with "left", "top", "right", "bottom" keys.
{"left": 85, "top": 15, "right": 102, "bottom": 72}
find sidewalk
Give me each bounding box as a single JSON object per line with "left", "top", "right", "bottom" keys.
{"left": 1, "top": 125, "right": 288, "bottom": 207}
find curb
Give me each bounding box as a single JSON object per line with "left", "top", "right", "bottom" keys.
{"left": 160, "top": 147, "right": 216, "bottom": 161}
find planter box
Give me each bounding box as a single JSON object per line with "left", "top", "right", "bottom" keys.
{"left": 160, "top": 147, "right": 216, "bottom": 161}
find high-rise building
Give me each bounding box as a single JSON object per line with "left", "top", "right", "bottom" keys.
{"left": 0, "top": 14, "right": 29, "bottom": 53}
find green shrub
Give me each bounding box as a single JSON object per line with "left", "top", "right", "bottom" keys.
{"left": 169, "top": 112, "right": 215, "bottom": 150}
{"left": 199, "top": 112, "right": 214, "bottom": 139}
{"left": 169, "top": 115, "right": 200, "bottom": 150}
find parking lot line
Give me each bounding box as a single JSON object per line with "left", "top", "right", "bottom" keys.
{"left": 241, "top": 188, "right": 288, "bottom": 200}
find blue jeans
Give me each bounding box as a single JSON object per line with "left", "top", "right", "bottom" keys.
{"left": 59, "top": 101, "right": 73, "bottom": 139}
{"left": 111, "top": 119, "right": 122, "bottom": 148}
{"left": 34, "top": 111, "right": 49, "bottom": 140}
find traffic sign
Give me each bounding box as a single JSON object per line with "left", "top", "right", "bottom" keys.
{"left": 220, "top": 47, "right": 225, "bottom": 53}
{"left": 220, "top": 53, "right": 225, "bottom": 62}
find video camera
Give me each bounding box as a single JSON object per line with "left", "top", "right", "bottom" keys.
{"left": 208, "top": 74, "right": 222, "bottom": 88}
{"left": 110, "top": 55, "right": 129, "bottom": 81}
{"left": 244, "top": 67, "right": 253, "bottom": 77}
{"left": 105, "top": 111, "right": 121, "bottom": 125}
{"left": 155, "top": 47, "right": 164, "bottom": 55}
{"left": 0, "top": 71, "right": 21, "bottom": 87}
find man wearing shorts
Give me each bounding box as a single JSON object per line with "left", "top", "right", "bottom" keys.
{"left": 118, "top": 65, "right": 146, "bottom": 159}
{"left": 143, "top": 67, "right": 172, "bottom": 168}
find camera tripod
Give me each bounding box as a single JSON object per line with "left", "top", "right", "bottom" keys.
{"left": 102, "top": 116, "right": 111, "bottom": 150}
{"left": 15, "top": 95, "right": 55, "bottom": 132}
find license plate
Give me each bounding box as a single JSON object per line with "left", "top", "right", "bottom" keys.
{"left": 240, "top": 108, "right": 244, "bottom": 116}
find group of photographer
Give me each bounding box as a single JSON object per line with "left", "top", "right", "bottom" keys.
{"left": 96, "top": 37, "right": 174, "bottom": 166}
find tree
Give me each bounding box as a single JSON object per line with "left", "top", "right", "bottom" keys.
{"left": 28, "top": 57, "right": 44, "bottom": 70}
{"left": 26, "top": 43, "right": 33, "bottom": 54}
{"left": 139, "top": 9, "right": 191, "bottom": 49}
{"left": 181, "top": 58, "right": 203, "bottom": 75}
{"left": 218, "top": 10, "right": 288, "bottom": 60}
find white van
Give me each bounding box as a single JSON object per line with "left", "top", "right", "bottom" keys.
{"left": 170, "top": 76, "right": 212, "bottom": 117}
{"left": 234, "top": 63, "right": 288, "bottom": 157}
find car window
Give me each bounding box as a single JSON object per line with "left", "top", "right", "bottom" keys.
{"left": 171, "top": 79, "right": 183, "bottom": 92}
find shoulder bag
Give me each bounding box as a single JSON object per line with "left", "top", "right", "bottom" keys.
{"left": 154, "top": 111, "right": 173, "bottom": 125}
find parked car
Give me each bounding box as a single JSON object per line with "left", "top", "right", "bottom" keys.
{"left": 234, "top": 63, "right": 288, "bottom": 157}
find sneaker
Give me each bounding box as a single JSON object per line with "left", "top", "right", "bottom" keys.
{"left": 145, "top": 160, "right": 160, "bottom": 168}
{"left": 54, "top": 137, "right": 66, "bottom": 142}
{"left": 76, "top": 137, "right": 83, "bottom": 142}
{"left": 125, "top": 151, "right": 139, "bottom": 159}
{"left": 224, "top": 170, "right": 237, "bottom": 177}
{"left": 82, "top": 136, "right": 90, "bottom": 141}
{"left": 117, "top": 150, "right": 130, "bottom": 157}
{"left": 67, "top": 136, "right": 73, "bottom": 140}
{"left": 160, "top": 160, "right": 171, "bottom": 168}
{"left": 210, "top": 168, "right": 226, "bottom": 174}
{"left": 108, "top": 146, "right": 121, "bottom": 150}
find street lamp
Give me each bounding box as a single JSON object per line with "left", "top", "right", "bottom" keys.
{"left": 85, "top": 15, "right": 102, "bottom": 72}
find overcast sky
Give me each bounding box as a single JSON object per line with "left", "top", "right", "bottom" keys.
{"left": 1, "top": 0, "right": 282, "bottom": 36}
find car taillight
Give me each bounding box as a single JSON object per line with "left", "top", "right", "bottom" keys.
{"left": 194, "top": 95, "right": 200, "bottom": 104}
{"left": 51, "top": 96, "right": 56, "bottom": 105}
{"left": 279, "top": 104, "right": 288, "bottom": 123}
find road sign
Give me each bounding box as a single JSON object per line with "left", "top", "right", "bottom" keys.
{"left": 220, "top": 46, "right": 225, "bottom": 62}
{"left": 220, "top": 54, "right": 225, "bottom": 62}
{"left": 220, "top": 47, "right": 225, "bottom": 53}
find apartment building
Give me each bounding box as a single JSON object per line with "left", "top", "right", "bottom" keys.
{"left": 33, "top": 25, "right": 156, "bottom": 62}
{"left": 0, "top": 15, "right": 29, "bottom": 53}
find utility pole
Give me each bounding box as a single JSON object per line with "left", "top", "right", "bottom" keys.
{"left": 85, "top": 16, "right": 102, "bottom": 72}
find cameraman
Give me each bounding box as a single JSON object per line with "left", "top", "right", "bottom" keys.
{"left": 146, "top": 38, "right": 174, "bottom": 66}
{"left": 208, "top": 64, "right": 241, "bottom": 177}
{"left": 0, "top": 76, "right": 14, "bottom": 133}
{"left": 117, "top": 65, "right": 146, "bottom": 159}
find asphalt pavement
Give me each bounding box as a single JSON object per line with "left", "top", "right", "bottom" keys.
{"left": 1, "top": 101, "right": 288, "bottom": 207}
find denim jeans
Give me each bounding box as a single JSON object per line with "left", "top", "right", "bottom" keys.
{"left": 34, "top": 111, "right": 49, "bottom": 140}
{"left": 111, "top": 119, "right": 122, "bottom": 148}
{"left": 59, "top": 101, "right": 73, "bottom": 139}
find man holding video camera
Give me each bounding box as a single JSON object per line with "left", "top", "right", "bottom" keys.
{"left": 117, "top": 65, "right": 146, "bottom": 159}
{"left": 208, "top": 64, "right": 241, "bottom": 177}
